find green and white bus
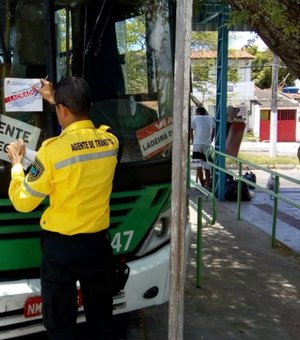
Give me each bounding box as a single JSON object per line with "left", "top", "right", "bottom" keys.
{"left": 0, "top": 0, "right": 190, "bottom": 338}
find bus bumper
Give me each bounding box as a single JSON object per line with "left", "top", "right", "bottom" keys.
{"left": 114, "top": 221, "right": 191, "bottom": 314}
{"left": 0, "top": 223, "right": 191, "bottom": 338}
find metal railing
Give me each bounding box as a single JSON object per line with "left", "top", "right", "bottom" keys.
{"left": 208, "top": 149, "right": 300, "bottom": 248}
{"left": 189, "top": 149, "right": 300, "bottom": 287}
{"left": 189, "top": 180, "right": 217, "bottom": 288}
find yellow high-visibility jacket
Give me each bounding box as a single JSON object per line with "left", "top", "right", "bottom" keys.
{"left": 9, "top": 120, "right": 119, "bottom": 235}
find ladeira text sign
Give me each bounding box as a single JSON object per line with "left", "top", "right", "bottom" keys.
{"left": 136, "top": 116, "right": 173, "bottom": 159}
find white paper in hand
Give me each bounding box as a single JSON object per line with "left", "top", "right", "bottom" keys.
{"left": 22, "top": 148, "right": 37, "bottom": 170}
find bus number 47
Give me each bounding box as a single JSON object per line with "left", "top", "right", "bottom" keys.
{"left": 111, "top": 230, "right": 134, "bottom": 253}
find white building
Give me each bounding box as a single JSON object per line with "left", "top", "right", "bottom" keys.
{"left": 190, "top": 50, "right": 255, "bottom": 124}
{"left": 251, "top": 87, "right": 300, "bottom": 142}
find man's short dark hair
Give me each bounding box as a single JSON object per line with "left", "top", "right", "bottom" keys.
{"left": 54, "top": 76, "right": 92, "bottom": 116}
{"left": 195, "top": 106, "right": 208, "bottom": 116}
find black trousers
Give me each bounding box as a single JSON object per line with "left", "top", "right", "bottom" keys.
{"left": 41, "top": 230, "right": 114, "bottom": 340}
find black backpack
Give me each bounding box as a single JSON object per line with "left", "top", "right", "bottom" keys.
{"left": 225, "top": 176, "right": 251, "bottom": 201}
{"left": 243, "top": 171, "right": 256, "bottom": 190}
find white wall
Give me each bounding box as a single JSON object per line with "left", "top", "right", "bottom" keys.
{"left": 252, "top": 104, "right": 261, "bottom": 138}
{"left": 228, "top": 81, "right": 254, "bottom": 99}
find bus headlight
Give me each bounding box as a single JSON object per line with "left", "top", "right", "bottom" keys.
{"left": 135, "top": 209, "right": 171, "bottom": 257}
{"left": 153, "top": 219, "right": 166, "bottom": 236}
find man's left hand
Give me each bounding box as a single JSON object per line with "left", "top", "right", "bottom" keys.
{"left": 6, "top": 139, "right": 25, "bottom": 166}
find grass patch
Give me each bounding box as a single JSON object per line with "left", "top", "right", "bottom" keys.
{"left": 228, "top": 152, "right": 299, "bottom": 166}
{"left": 242, "top": 132, "right": 257, "bottom": 142}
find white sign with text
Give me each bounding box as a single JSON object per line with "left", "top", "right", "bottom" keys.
{"left": 136, "top": 116, "right": 173, "bottom": 159}
{"left": 0, "top": 115, "right": 41, "bottom": 162}
{"left": 4, "top": 78, "right": 43, "bottom": 112}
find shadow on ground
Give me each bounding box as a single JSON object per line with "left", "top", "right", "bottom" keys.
{"left": 140, "top": 202, "right": 300, "bottom": 340}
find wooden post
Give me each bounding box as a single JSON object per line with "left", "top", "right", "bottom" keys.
{"left": 169, "top": 0, "right": 193, "bottom": 339}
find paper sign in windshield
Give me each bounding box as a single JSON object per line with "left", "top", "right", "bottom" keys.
{"left": 0, "top": 115, "right": 41, "bottom": 162}
{"left": 4, "top": 78, "right": 42, "bottom": 112}
{"left": 136, "top": 116, "right": 173, "bottom": 159}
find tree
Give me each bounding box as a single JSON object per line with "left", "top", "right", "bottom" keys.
{"left": 191, "top": 32, "right": 240, "bottom": 102}
{"left": 191, "top": 31, "right": 217, "bottom": 50}
{"left": 248, "top": 48, "right": 296, "bottom": 89}
{"left": 121, "top": 16, "right": 148, "bottom": 94}
{"left": 192, "top": 59, "right": 216, "bottom": 103}
{"left": 226, "top": 0, "right": 300, "bottom": 78}
{"left": 191, "top": 32, "right": 217, "bottom": 102}
{"left": 191, "top": 46, "right": 243, "bottom": 103}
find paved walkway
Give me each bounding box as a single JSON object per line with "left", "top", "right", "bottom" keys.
{"left": 139, "top": 199, "right": 300, "bottom": 339}
{"left": 223, "top": 168, "right": 300, "bottom": 254}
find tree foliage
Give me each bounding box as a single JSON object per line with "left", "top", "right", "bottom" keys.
{"left": 191, "top": 31, "right": 217, "bottom": 50}
{"left": 124, "top": 16, "right": 148, "bottom": 94}
{"left": 247, "top": 48, "right": 296, "bottom": 89}
{"left": 225, "top": 0, "right": 300, "bottom": 78}
{"left": 192, "top": 59, "right": 215, "bottom": 103}
{"left": 191, "top": 29, "right": 246, "bottom": 101}
{"left": 125, "top": 17, "right": 146, "bottom": 51}
{"left": 191, "top": 51, "right": 241, "bottom": 103}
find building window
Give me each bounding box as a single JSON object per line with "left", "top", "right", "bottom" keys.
{"left": 278, "top": 110, "right": 296, "bottom": 120}
{"left": 261, "top": 110, "right": 270, "bottom": 121}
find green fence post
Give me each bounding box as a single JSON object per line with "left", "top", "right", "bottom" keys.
{"left": 196, "top": 195, "right": 203, "bottom": 288}
{"left": 271, "top": 175, "right": 280, "bottom": 248}
{"left": 237, "top": 161, "right": 242, "bottom": 220}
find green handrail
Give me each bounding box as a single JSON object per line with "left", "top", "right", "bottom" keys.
{"left": 189, "top": 148, "right": 299, "bottom": 288}
{"left": 207, "top": 148, "right": 300, "bottom": 248}
{"left": 189, "top": 179, "right": 217, "bottom": 288}
{"left": 189, "top": 179, "right": 217, "bottom": 225}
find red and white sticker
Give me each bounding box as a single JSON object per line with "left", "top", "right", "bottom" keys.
{"left": 23, "top": 290, "right": 83, "bottom": 318}
{"left": 136, "top": 116, "right": 173, "bottom": 159}
{"left": 23, "top": 296, "right": 42, "bottom": 318}
{"left": 4, "top": 78, "right": 43, "bottom": 112}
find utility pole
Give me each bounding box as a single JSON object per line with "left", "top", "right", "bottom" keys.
{"left": 269, "top": 53, "right": 278, "bottom": 157}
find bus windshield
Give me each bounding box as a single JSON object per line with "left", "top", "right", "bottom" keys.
{"left": 0, "top": 0, "right": 175, "bottom": 194}
{"left": 55, "top": 1, "right": 174, "bottom": 164}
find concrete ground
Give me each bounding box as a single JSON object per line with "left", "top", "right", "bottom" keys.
{"left": 139, "top": 199, "right": 300, "bottom": 339}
